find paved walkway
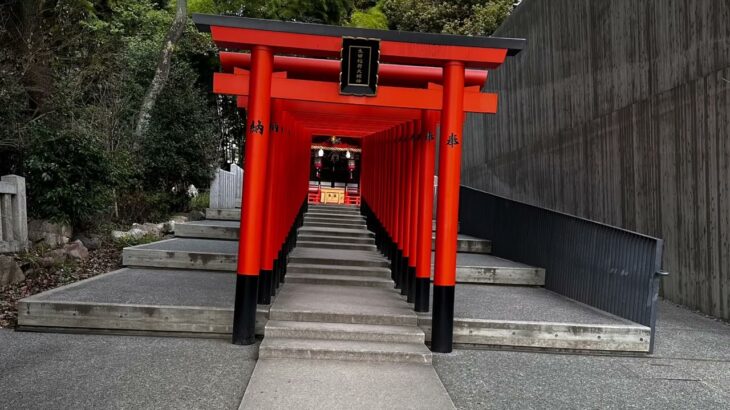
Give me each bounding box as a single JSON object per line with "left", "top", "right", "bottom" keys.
{"left": 237, "top": 206, "right": 455, "bottom": 409}
{"left": 1, "top": 301, "right": 727, "bottom": 409}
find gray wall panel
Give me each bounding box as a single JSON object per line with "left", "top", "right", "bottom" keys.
{"left": 463, "top": 0, "right": 730, "bottom": 320}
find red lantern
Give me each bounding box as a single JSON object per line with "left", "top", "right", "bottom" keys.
{"left": 314, "top": 157, "right": 322, "bottom": 179}
{"left": 348, "top": 159, "right": 356, "bottom": 180}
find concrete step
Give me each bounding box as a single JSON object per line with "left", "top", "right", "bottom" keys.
{"left": 175, "top": 220, "right": 238, "bottom": 240}
{"left": 123, "top": 238, "right": 236, "bottom": 271}
{"left": 297, "top": 234, "right": 375, "bottom": 245}
{"left": 298, "top": 226, "right": 374, "bottom": 238}
{"left": 296, "top": 241, "right": 376, "bottom": 251}
{"left": 443, "top": 252, "right": 546, "bottom": 285}
{"left": 285, "top": 272, "right": 393, "bottom": 288}
{"left": 303, "top": 221, "right": 367, "bottom": 229}
{"left": 288, "top": 249, "right": 389, "bottom": 268}
{"left": 205, "top": 208, "right": 240, "bottom": 221}
{"left": 270, "top": 284, "right": 416, "bottom": 326}
{"left": 265, "top": 320, "right": 425, "bottom": 343}
{"left": 304, "top": 212, "right": 365, "bottom": 221}
{"left": 259, "top": 337, "right": 432, "bottom": 364}
{"left": 431, "top": 234, "right": 492, "bottom": 254}
{"left": 286, "top": 263, "right": 391, "bottom": 279}
{"left": 303, "top": 217, "right": 367, "bottom": 227}
{"left": 307, "top": 206, "right": 361, "bottom": 215}
{"left": 16, "top": 268, "right": 269, "bottom": 336}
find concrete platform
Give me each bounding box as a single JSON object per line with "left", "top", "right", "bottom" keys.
{"left": 419, "top": 284, "right": 651, "bottom": 352}
{"left": 438, "top": 252, "right": 546, "bottom": 285}
{"left": 16, "top": 268, "right": 650, "bottom": 352}
{"left": 240, "top": 358, "right": 455, "bottom": 410}
{"left": 17, "top": 268, "right": 268, "bottom": 335}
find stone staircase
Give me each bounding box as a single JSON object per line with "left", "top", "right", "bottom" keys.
{"left": 258, "top": 204, "right": 433, "bottom": 364}
{"left": 18, "top": 201, "right": 651, "bottom": 357}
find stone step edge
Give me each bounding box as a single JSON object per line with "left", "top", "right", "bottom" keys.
{"left": 296, "top": 235, "right": 375, "bottom": 244}
{"left": 264, "top": 320, "right": 425, "bottom": 343}
{"left": 296, "top": 241, "right": 376, "bottom": 249}
{"left": 16, "top": 299, "right": 650, "bottom": 353}
{"left": 258, "top": 337, "right": 432, "bottom": 364}
{"left": 17, "top": 299, "right": 269, "bottom": 335}
{"left": 269, "top": 308, "right": 417, "bottom": 327}
{"left": 416, "top": 316, "right": 651, "bottom": 353}
{"left": 286, "top": 263, "right": 391, "bottom": 278}
{"left": 285, "top": 273, "right": 393, "bottom": 288}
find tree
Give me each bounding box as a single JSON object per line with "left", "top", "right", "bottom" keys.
{"left": 189, "top": 0, "right": 354, "bottom": 25}
{"left": 381, "top": 0, "right": 515, "bottom": 36}
{"left": 134, "top": 0, "right": 188, "bottom": 139}
{"left": 348, "top": 0, "right": 388, "bottom": 29}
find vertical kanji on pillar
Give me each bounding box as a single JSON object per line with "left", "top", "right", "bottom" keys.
{"left": 415, "top": 110, "right": 438, "bottom": 312}
{"left": 233, "top": 45, "right": 273, "bottom": 345}
{"left": 432, "top": 62, "right": 465, "bottom": 353}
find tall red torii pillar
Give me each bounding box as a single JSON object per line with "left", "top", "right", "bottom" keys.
{"left": 194, "top": 13, "right": 524, "bottom": 352}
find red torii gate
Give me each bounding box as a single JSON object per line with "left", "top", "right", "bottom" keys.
{"left": 194, "top": 14, "right": 524, "bottom": 353}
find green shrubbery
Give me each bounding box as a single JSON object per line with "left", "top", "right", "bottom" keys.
{"left": 0, "top": 0, "right": 515, "bottom": 232}
{"left": 0, "top": 1, "right": 220, "bottom": 230}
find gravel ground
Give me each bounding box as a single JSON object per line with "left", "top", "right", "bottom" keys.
{"left": 0, "top": 244, "right": 122, "bottom": 328}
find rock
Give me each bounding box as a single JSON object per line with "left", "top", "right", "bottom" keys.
{"left": 64, "top": 240, "right": 89, "bottom": 261}
{"left": 131, "top": 222, "right": 163, "bottom": 236}
{"left": 0, "top": 255, "right": 25, "bottom": 286}
{"left": 163, "top": 215, "right": 189, "bottom": 234}
{"left": 28, "top": 220, "right": 72, "bottom": 247}
{"left": 112, "top": 228, "right": 147, "bottom": 240}
{"left": 38, "top": 249, "right": 68, "bottom": 267}
{"left": 74, "top": 234, "right": 102, "bottom": 251}
{"left": 189, "top": 210, "right": 205, "bottom": 221}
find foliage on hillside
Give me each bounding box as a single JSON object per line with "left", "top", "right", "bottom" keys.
{"left": 0, "top": 0, "right": 515, "bottom": 230}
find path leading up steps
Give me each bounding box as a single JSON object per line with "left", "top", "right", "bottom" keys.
{"left": 241, "top": 203, "right": 454, "bottom": 409}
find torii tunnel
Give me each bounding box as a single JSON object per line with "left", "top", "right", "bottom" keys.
{"left": 193, "top": 14, "right": 525, "bottom": 353}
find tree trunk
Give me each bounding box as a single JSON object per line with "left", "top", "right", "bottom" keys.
{"left": 134, "top": 0, "right": 188, "bottom": 138}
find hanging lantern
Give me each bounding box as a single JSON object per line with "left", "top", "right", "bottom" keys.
{"left": 314, "top": 157, "right": 323, "bottom": 179}
{"left": 348, "top": 159, "right": 356, "bottom": 180}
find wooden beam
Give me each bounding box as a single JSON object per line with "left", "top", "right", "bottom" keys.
{"left": 215, "top": 72, "right": 498, "bottom": 114}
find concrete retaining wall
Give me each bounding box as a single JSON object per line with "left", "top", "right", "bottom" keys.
{"left": 464, "top": 0, "right": 730, "bottom": 320}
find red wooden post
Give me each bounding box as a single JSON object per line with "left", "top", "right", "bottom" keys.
{"left": 258, "top": 102, "right": 280, "bottom": 304}
{"left": 415, "top": 110, "right": 438, "bottom": 312}
{"left": 407, "top": 119, "right": 421, "bottom": 304}
{"left": 233, "top": 45, "right": 273, "bottom": 345}
{"left": 401, "top": 122, "right": 414, "bottom": 297}
{"left": 432, "top": 61, "right": 465, "bottom": 353}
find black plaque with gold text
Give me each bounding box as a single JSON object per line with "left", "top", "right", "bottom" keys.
{"left": 340, "top": 37, "right": 380, "bottom": 96}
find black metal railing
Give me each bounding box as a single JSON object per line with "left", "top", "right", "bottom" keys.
{"left": 458, "top": 186, "right": 667, "bottom": 352}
